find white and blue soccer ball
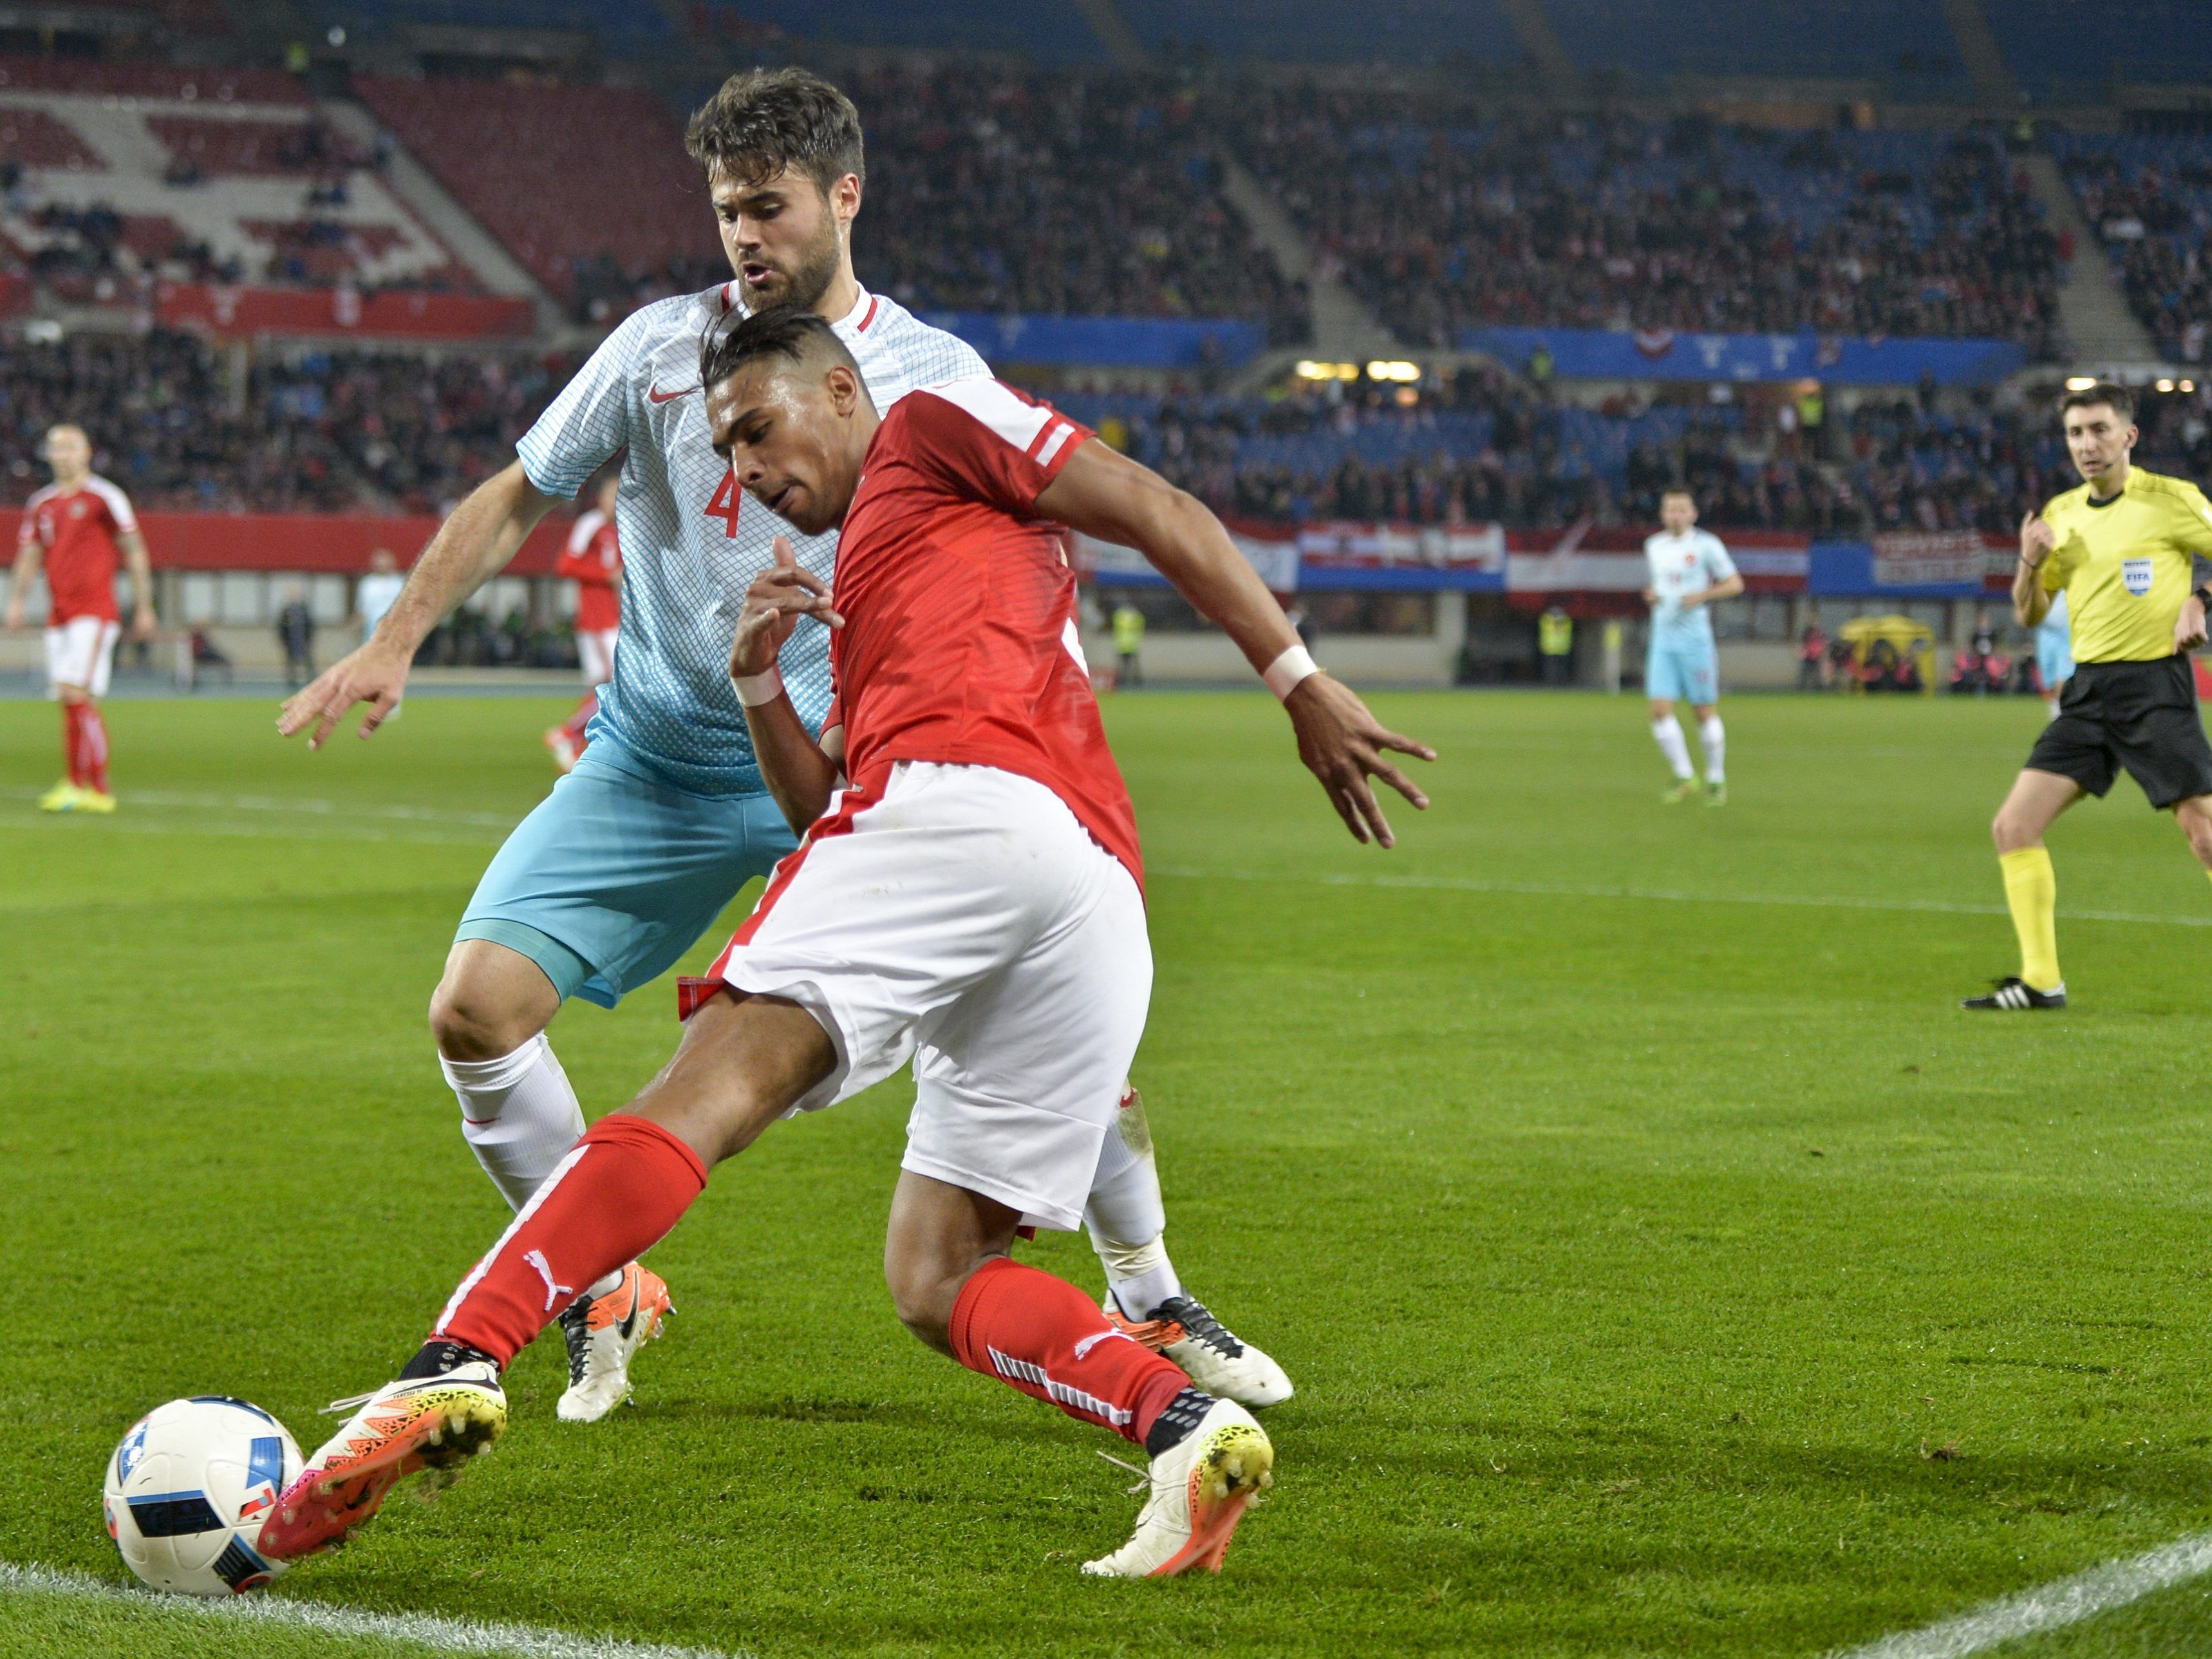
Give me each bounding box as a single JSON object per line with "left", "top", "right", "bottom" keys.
{"left": 103, "top": 1396, "right": 301, "bottom": 1597}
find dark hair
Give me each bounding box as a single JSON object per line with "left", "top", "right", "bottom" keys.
{"left": 699, "top": 304, "right": 861, "bottom": 395}
{"left": 685, "top": 68, "right": 865, "bottom": 194}
{"left": 2059, "top": 382, "right": 2134, "bottom": 422}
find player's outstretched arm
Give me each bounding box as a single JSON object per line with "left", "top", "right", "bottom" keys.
{"left": 1036, "top": 440, "right": 1435, "bottom": 847}
{"left": 731, "top": 535, "right": 845, "bottom": 835}
{"left": 119, "top": 530, "right": 156, "bottom": 640}
{"left": 277, "top": 461, "right": 559, "bottom": 748}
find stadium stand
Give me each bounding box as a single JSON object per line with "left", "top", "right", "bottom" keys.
{"left": 851, "top": 64, "right": 1306, "bottom": 339}
{"left": 0, "top": 57, "right": 476, "bottom": 299}
{"left": 2051, "top": 132, "right": 2212, "bottom": 366}
{"left": 1114, "top": 0, "right": 1524, "bottom": 70}
{"left": 1226, "top": 97, "right": 2061, "bottom": 352}
{"left": 0, "top": 328, "right": 574, "bottom": 512}
{"left": 353, "top": 75, "right": 717, "bottom": 321}
{"left": 1541, "top": 0, "right": 1968, "bottom": 93}
{"left": 702, "top": 0, "right": 1109, "bottom": 66}
{"left": 1988, "top": 0, "right": 2212, "bottom": 102}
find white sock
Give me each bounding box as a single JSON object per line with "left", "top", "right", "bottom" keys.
{"left": 1085, "top": 1099, "right": 1180, "bottom": 1318}
{"left": 1698, "top": 714, "right": 1725, "bottom": 783}
{"left": 442, "top": 1034, "right": 588, "bottom": 1212}
{"left": 1652, "top": 715, "right": 1694, "bottom": 780}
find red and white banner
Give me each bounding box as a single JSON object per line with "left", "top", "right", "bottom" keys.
{"left": 1295, "top": 520, "right": 1506, "bottom": 574}
{"left": 0, "top": 507, "right": 570, "bottom": 575}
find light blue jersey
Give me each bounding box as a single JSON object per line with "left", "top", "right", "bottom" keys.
{"left": 461, "top": 283, "right": 991, "bottom": 1005}
{"left": 515, "top": 282, "right": 988, "bottom": 798}
{"left": 1644, "top": 528, "right": 1738, "bottom": 648}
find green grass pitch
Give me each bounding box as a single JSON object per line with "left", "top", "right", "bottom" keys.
{"left": 5, "top": 688, "right": 2212, "bottom": 1658}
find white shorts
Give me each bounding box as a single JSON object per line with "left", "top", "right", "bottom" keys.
{"left": 578, "top": 628, "right": 617, "bottom": 685}
{"left": 710, "top": 760, "right": 1152, "bottom": 1231}
{"left": 46, "top": 615, "right": 120, "bottom": 697}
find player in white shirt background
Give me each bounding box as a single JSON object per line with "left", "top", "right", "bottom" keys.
{"left": 1642, "top": 489, "right": 1743, "bottom": 805}
{"left": 274, "top": 68, "right": 1286, "bottom": 1424}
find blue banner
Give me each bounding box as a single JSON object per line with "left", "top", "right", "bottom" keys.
{"left": 1459, "top": 325, "right": 2026, "bottom": 387}
{"left": 923, "top": 311, "right": 1266, "bottom": 370}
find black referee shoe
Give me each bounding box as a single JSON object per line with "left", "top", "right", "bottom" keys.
{"left": 1961, "top": 976, "right": 2067, "bottom": 1011}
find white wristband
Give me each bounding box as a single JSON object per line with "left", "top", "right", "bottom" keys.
{"left": 733, "top": 666, "right": 784, "bottom": 708}
{"left": 1262, "top": 644, "right": 1320, "bottom": 702}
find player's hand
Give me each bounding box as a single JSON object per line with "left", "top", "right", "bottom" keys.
{"left": 1283, "top": 673, "right": 1434, "bottom": 848}
{"left": 129, "top": 611, "right": 156, "bottom": 643}
{"left": 1642, "top": 586, "right": 1658, "bottom": 607}
{"left": 2020, "top": 512, "right": 2056, "bottom": 568}
{"left": 2179, "top": 595, "right": 2208, "bottom": 653}
{"left": 1680, "top": 592, "right": 1705, "bottom": 612}
{"left": 276, "top": 639, "right": 412, "bottom": 748}
{"left": 729, "top": 535, "right": 843, "bottom": 680}
{"left": 2, "top": 598, "right": 22, "bottom": 632}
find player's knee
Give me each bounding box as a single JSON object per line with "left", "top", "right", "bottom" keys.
{"left": 428, "top": 971, "right": 533, "bottom": 1062}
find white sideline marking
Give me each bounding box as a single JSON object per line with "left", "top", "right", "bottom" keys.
{"left": 0, "top": 1561, "right": 748, "bottom": 1659}
{"left": 1152, "top": 864, "right": 2212, "bottom": 930}
{"left": 3, "top": 785, "right": 519, "bottom": 828}
{"left": 1831, "top": 1531, "right": 2212, "bottom": 1658}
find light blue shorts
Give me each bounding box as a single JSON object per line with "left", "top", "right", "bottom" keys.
{"left": 2038, "top": 634, "right": 2074, "bottom": 691}
{"left": 456, "top": 731, "right": 798, "bottom": 1009}
{"left": 1646, "top": 633, "right": 1719, "bottom": 705}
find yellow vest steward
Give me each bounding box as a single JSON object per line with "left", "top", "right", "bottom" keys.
{"left": 2039, "top": 467, "right": 2212, "bottom": 664}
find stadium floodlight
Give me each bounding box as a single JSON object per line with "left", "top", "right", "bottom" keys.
{"left": 1367, "top": 361, "right": 1420, "bottom": 382}
{"left": 2065, "top": 377, "right": 2098, "bottom": 391}
{"left": 2184, "top": 381, "right": 2198, "bottom": 394}
{"left": 2157, "top": 379, "right": 2177, "bottom": 393}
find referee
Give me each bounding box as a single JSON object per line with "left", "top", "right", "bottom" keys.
{"left": 1966, "top": 382, "right": 2212, "bottom": 1009}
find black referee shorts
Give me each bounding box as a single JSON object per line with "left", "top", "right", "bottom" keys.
{"left": 2025, "top": 654, "right": 2212, "bottom": 809}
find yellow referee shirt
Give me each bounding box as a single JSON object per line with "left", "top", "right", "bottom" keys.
{"left": 2039, "top": 467, "right": 2212, "bottom": 663}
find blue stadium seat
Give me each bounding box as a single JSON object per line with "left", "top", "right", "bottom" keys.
{"left": 1116, "top": 0, "right": 1522, "bottom": 66}
{"left": 1541, "top": 0, "right": 1965, "bottom": 90}
{"left": 727, "top": 0, "right": 1109, "bottom": 64}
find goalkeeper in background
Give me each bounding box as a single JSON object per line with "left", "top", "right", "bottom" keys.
{"left": 1965, "top": 383, "right": 2212, "bottom": 1011}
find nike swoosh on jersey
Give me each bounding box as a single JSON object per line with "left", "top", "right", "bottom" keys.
{"left": 648, "top": 384, "right": 698, "bottom": 404}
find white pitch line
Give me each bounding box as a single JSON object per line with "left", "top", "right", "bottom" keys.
{"left": 1, "top": 785, "right": 521, "bottom": 829}
{"left": 1831, "top": 1531, "right": 2212, "bottom": 1658}
{"left": 0, "top": 1561, "right": 749, "bottom": 1659}
{"left": 1152, "top": 864, "right": 2212, "bottom": 930}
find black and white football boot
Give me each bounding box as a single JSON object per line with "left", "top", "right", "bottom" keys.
{"left": 1961, "top": 976, "right": 2067, "bottom": 1011}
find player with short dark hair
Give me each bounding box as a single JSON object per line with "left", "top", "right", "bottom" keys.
{"left": 276, "top": 67, "right": 1284, "bottom": 1425}
{"left": 5, "top": 423, "right": 155, "bottom": 814}
{"left": 1965, "top": 382, "right": 2212, "bottom": 1010}
{"left": 1643, "top": 489, "right": 1743, "bottom": 804}
{"left": 263, "top": 304, "right": 1431, "bottom": 1579}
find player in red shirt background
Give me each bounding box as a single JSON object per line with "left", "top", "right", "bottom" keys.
{"left": 4, "top": 423, "right": 155, "bottom": 813}
{"left": 543, "top": 471, "right": 621, "bottom": 773}
{"left": 266, "top": 309, "right": 1432, "bottom": 1580}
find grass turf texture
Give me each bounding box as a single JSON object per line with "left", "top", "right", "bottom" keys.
{"left": 5, "top": 689, "right": 2212, "bottom": 1659}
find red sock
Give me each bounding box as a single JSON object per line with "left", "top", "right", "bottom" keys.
{"left": 433, "top": 1113, "right": 707, "bottom": 1365}
{"left": 61, "top": 702, "right": 84, "bottom": 786}
{"left": 79, "top": 704, "right": 109, "bottom": 793}
{"left": 561, "top": 691, "right": 598, "bottom": 746}
{"left": 949, "top": 1257, "right": 1191, "bottom": 1446}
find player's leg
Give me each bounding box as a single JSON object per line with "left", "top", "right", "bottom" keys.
{"left": 1648, "top": 659, "right": 1696, "bottom": 800}
{"left": 40, "top": 619, "right": 114, "bottom": 811}
{"left": 545, "top": 632, "right": 611, "bottom": 773}
{"left": 893, "top": 818, "right": 1272, "bottom": 1577}
{"left": 2174, "top": 795, "right": 2212, "bottom": 874}
{"left": 1964, "top": 767, "right": 2083, "bottom": 1009}
{"left": 886, "top": 1170, "right": 1269, "bottom": 1579}
{"left": 428, "top": 937, "right": 577, "bottom": 1204}
{"left": 1087, "top": 1087, "right": 1292, "bottom": 1407}
{"left": 262, "top": 989, "right": 834, "bottom": 1562}
{"left": 1691, "top": 682, "right": 1725, "bottom": 804}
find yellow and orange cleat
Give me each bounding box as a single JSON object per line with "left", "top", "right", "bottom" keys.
{"left": 1083, "top": 1398, "right": 1275, "bottom": 1577}
{"left": 258, "top": 1362, "right": 505, "bottom": 1561}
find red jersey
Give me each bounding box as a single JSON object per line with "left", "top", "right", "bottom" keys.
{"left": 21, "top": 474, "right": 136, "bottom": 624}
{"left": 555, "top": 508, "right": 622, "bottom": 632}
{"left": 827, "top": 379, "right": 1138, "bottom": 886}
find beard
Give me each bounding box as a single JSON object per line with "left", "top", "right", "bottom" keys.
{"left": 745, "top": 211, "right": 842, "bottom": 313}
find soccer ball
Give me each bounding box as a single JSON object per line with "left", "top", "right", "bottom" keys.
{"left": 103, "top": 1396, "right": 302, "bottom": 1597}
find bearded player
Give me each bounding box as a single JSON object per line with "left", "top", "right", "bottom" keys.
{"left": 276, "top": 69, "right": 1286, "bottom": 1423}
{"left": 6, "top": 423, "right": 155, "bottom": 813}
{"left": 263, "top": 307, "right": 1434, "bottom": 1579}
{"left": 544, "top": 471, "right": 622, "bottom": 773}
